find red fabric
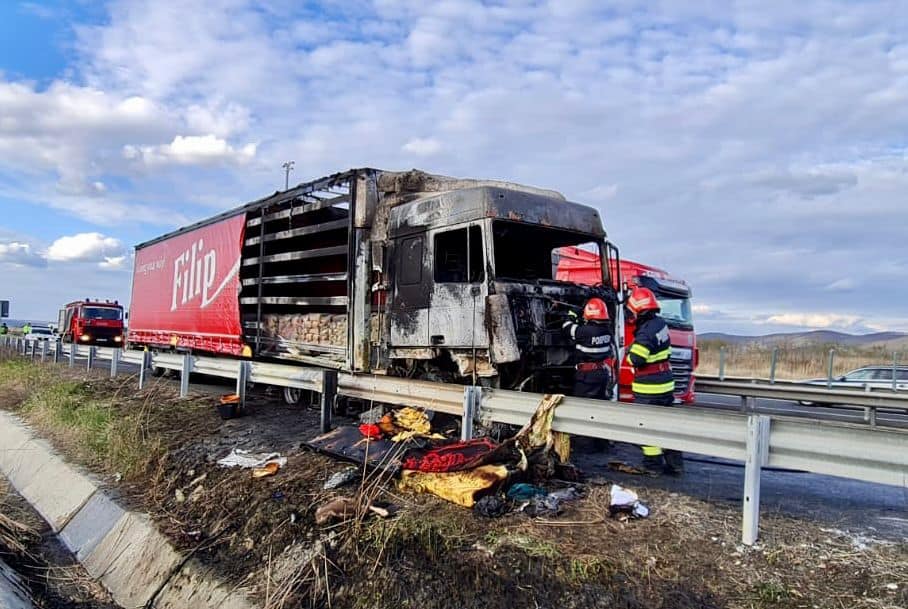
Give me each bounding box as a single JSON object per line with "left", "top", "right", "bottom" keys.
{"left": 359, "top": 424, "right": 382, "bottom": 440}
{"left": 576, "top": 359, "right": 615, "bottom": 372}
{"left": 401, "top": 438, "right": 499, "bottom": 473}
{"left": 636, "top": 361, "right": 671, "bottom": 375}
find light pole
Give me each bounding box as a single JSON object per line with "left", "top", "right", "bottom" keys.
{"left": 282, "top": 160, "right": 295, "bottom": 190}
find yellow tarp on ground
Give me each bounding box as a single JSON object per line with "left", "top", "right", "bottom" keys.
{"left": 398, "top": 464, "right": 509, "bottom": 507}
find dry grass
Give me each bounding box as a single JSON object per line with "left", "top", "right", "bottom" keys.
{"left": 698, "top": 340, "right": 903, "bottom": 380}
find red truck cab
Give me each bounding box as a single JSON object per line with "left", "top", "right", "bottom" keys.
{"left": 556, "top": 248, "right": 698, "bottom": 403}
{"left": 58, "top": 300, "right": 125, "bottom": 346}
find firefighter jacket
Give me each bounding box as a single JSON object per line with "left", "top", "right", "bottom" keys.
{"left": 627, "top": 313, "right": 675, "bottom": 396}
{"left": 562, "top": 317, "right": 616, "bottom": 364}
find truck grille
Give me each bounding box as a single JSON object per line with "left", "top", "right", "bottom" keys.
{"left": 670, "top": 357, "right": 693, "bottom": 396}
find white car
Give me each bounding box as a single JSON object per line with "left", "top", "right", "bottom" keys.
{"left": 800, "top": 366, "right": 908, "bottom": 404}
{"left": 25, "top": 326, "right": 55, "bottom": 342}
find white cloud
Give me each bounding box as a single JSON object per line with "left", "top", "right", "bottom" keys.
{"left": 124, "top": 134, "right": 257, "bottom": 166}
{"left": 402, "top": 137, "right": 442, "bottom": 156}
{"left": 825, "top": 278, "right": 856, "bottom": 292}
{"left": 0, "top": 241, "right": 45, "bottom": 267}
{"left": 763, "top": 312, "right": 863, "bottom": 329}
{"left": 99, "top": 255, "right": 128, "bottom": 270}
{"left": 46, "top": 233, "right": 125, "bottom": 264}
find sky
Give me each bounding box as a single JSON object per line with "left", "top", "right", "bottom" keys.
{"left": 0, "top": 0, "right": 906, "bottom": 334}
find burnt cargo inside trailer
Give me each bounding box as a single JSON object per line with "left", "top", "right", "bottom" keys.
{"left": 130, "top": 168, "right": 619, "bottom": 390}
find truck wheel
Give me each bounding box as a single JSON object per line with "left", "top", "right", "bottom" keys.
{"left": 151, "top": 366, "right": 167, "bottom": 378}
{"left": 283, "top": 387, "right": 303, "bottom": 405}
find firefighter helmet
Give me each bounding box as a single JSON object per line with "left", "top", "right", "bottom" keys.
{"left": 627, "top": 287, "right": 660, "bottom": 315}
{"left": 582, "top": 298, "right": 610, "bottom": 321}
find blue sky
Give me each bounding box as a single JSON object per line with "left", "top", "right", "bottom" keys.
{"left": 1, "top": 0, "right": 907, "bottom": 334}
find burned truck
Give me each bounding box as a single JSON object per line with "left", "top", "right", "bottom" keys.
{"left": 128, "top": 168, "right": 620, "bottom": 393}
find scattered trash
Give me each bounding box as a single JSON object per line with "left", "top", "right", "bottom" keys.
{"left": 378, "top": 413, "right": 397, "bottom": 435}
{"left": 474, "top": 495, "right": 511, "bottom": 518}
{"left": 506, "top": 483, "right": 546, "bottom": 502}
{"left": 359, "top": 405, "right": 385, "bottom": 424}
{"left": 187, "top": 473, "right": 207, "bottom": 487}
{"left": 316, "top": 497, "right": 359, "bottom": 525}
{"left": 608, "top": 484, "right": 649, "bottom": 520}
{"left": 402, "top": 438, "right": 500, "bottom": 473}
{"left": 398, "top": 465, "right": 509, "bottom": 508}
{"left": 315, "top": 497, "right": 395, "bottom": 525}
{"left": 217, "top": 448, "right": 287, "bottom": 469}
{"left": 608, "top": 460, "right": 654, "bottom": 476}
{"left": 885, "top": 583, "right": 898, "bottom": 591}
{"left": 252, "top": 462, "right": 281, "bottom": 478}
{"left": 547, "top": 486, "right": 583, "bottom": 502}
{"left": 395, "top": 407, "right": 432, "bottom": 435}
{"left": 324, "top": 468, "right": 359, "bottom": 490}
{"left": 188, "top": 484, "right": 206, "bottom": 502}
{"left": 174, "top": 488, "right": 186, "bottom": 503}
{"left": 217, "top": 393, "right": 243, "bottom": 419}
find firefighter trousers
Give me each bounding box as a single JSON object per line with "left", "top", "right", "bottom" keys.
{"left": 633, "top": 392, "right": 683, "bottom": 470}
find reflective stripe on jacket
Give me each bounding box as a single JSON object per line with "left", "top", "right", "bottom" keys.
{"left": 628, "top": 314, "right": 674, "bottom": 396}
{"left": 562, "top": 318, "right": 616, "bottom": 364}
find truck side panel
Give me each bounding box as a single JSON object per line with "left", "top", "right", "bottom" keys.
{"left": 129, "top": 214, "right": 247, "bottom": 355}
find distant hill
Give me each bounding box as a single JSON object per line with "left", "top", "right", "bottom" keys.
{"left": 698, "top": 330, "right": 908, "bottom": 348}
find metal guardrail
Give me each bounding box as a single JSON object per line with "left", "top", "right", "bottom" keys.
{"left": 2, "top": 336, "right": 906, "bottom": 546}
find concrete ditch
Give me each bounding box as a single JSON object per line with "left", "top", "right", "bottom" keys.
{"left": 0, "top": 410, "right": 256, "bottom": 609}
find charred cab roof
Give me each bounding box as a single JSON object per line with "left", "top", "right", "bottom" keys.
{"left": 387, "top": 186, "right": 605, "bottom": 238}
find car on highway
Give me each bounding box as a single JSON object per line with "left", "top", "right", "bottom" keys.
{"left": 25, "top": 325, "right": 55, "bottom": 342}
{"left": 800, "top": 366, "right": 908, "bottom": 404}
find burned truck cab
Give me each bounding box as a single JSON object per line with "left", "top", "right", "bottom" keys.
{"left": 384, "top": 182, "right": 618, "bottom": 392}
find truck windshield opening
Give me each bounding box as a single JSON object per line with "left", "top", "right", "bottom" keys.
{"left": 656, "top": 295, "right": 693, "bottom": 329}
{"left": 493, "top": 221, "right": 600, "bottom": 282}
{"left": 84, "top": 307, "right": 122, "bottom": 320}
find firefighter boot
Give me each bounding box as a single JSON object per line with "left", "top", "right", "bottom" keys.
{"left": 641, "top": 454, "right": 665, "bottom": 475}
{"left": 663, "top": 450, "right": 684, "bottom": 475}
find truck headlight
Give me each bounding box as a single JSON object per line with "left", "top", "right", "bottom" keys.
{"left": 670, "top": 347, "right": 692, "bottom": 361}
{"left": 80, "top": 334, "right": 91, "bottom": 342}
{"left": 114, "top": 336, "right": 123, "bottom": 343}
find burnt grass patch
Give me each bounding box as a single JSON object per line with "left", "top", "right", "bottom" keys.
{"left": 0, "top": 354, "right": 906, "bottom": 609}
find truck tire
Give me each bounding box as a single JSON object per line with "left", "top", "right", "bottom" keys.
{"left": 283, "top": 387, "right": 303, "bottom": 405}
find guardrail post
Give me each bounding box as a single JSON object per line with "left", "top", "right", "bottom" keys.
{"left": 180, "top": 353, "right": 192, "bottom": 398}
{"left": 53, "top": 340, "right": 61, "bottom": 363}
{"left": 86, "top": 346, "right": 95, "bottom": 371}
{"left": 236, "top": 361, "right": 249, "bottom": 406}
{"left": 320, "top": 370, "right": 338, "bottom": 434}
{"left": 769, "top": 348, "right": 778, "bottom": 384}
{"left": 718, "top": 346, "right": 726, "bottom": 380}
{"left": 110, "top": 348, "right": 120, "bottom": 378}
{"left": 892, "top": 352, "right": 899, "bottom": 392}
{"left": 40, "top": 340, "right": 47, "bottom": 362}
{"left": 68, "top": 344, "right": 75, "bottom": 368}
{"left": 742, "top": 414, "right": 770, "bottom": 546}
{"left": 29, "top": 340, "right": 36, "bottom": 360}
{"left": 138, "top": 351, "right": 150, "bottom": 390}
{"left": 826, "top": 348, "right": 835, "bottom": 389}
{"left": 461, "top": 386, "right": 479, "bottom": 441}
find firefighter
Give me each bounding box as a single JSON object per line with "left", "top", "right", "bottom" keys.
{"left": 625, "top": 286, "right": 683, "bottom": 474}
{"left": 22, "top": 322, "right": 31, "bottom": 336}
{"left": 562, "top": 297, "right": 616, "bottom": 401}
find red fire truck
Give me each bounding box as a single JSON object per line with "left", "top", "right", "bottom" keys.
{"left": 556, "top": 248, "right": 698, "bottom": 403}
{"left": 58, "top": 299, "right": 125, "bottom": 346}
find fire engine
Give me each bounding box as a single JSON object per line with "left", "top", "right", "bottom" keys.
{"left": 58, "top": 299, "right": 125, "bottom": 346}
